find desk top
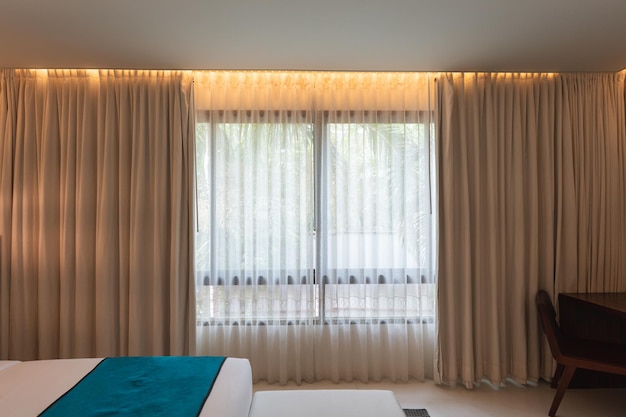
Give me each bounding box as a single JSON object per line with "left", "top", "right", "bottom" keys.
{"left": 560, "top": 292, "right": 626, "bottom": 316}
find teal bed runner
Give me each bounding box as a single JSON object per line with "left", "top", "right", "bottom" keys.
{"left": 39, "top": 356, "right": 226, "bottom": 417}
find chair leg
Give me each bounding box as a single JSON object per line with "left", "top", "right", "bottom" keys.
{"left": 551, "top": 363, "right": 564, "bottom": 389}
{"left": 549, "top": 366, "right": 576, "bottom": 417}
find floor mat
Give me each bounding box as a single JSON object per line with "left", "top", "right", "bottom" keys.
{"left": 403, "top": 409, "right": 430, "bottom": 416}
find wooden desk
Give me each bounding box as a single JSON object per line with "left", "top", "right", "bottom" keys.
{"left": 559, "top": 293, "right": 626, "bottom": 388}
{"left": 561, "top": 293, "right": 626, "bottom": 316}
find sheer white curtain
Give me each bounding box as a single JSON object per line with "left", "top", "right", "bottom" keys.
{"left": 435, "top": 72, "right": 626, "bottom": 389}
{"left": 194, "top": 71, "right": 437, "bottom": 384}
{"left": 0, "top": 69, "right": 195, "bottom": 360}
{"left": 195, "top": 71, "right": 317, "bottom": 383}
{"left": 314, "top": 73, "right": 437, "bottom": 382}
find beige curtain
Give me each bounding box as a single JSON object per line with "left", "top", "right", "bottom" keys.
{"left": 436, "top": 72, "right": 626, "bottom": 388}
{"left": 0, "top": 70, "right": 15, "bottom": 354}
{"left": 556, "top": 73, "right": 626, "bottom": 293}
{"left": 0, "top": 69, "right": 195, "bottom": 360}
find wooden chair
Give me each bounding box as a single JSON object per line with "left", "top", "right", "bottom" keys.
{"left": 535, "top": 290, "right": 626, "bottom": 416}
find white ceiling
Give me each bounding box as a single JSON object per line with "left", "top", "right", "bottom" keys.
{"left": 1, "top": 0, "right": 626, "bottom": 72}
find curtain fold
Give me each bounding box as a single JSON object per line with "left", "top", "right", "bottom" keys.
{"left": 195, "top": 71, "right": 318, "bottom": 383}
{"left": 0, "top": 69, "right": 16, "bottom": 358}
{"left": 436, "top": 72, "right": 626, "bottom": 388}
{"left": 194, "top": 71, "right": 437, "bottom": 384}
{"left": 314, "top": 72, "right": 437, "bottom": 383}
{"left": 0, "top": 69, "right": 195, "bottom": 360}
{"left": 556, "top": 73, "right": 626, "bottom": 293}
{"left": 4, "top": 66, "right": 624, "bottom": 388}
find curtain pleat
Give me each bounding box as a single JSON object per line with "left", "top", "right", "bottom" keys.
{"left": 194, "top": 71, "right": 437, "bottom": 384}
{"left": 3, "top": 66, "right": 625, "bottom": 389}
{"left": 436, "top": 72, "right": 626, "bottom": 388}
{"left": 0, "top": 69, "right": 16, "bottom": 359}
{"left": 314, "top": 73, "right": 436, "bottom": 384}
{"left": 556, "top": 73, "right": 626, "bottom": 293}
{"left": 194, "top": 71, "right": 318, "bottom": 384}
{"left": 437, "top": 73, "right": 558, "bottom": 387}
{"left": 0, "top": 69, "right": 195, "bottom": 360}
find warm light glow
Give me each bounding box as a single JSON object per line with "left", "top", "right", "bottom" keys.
{"left": 193, "top": 70, "right": 438, "bottom": 111}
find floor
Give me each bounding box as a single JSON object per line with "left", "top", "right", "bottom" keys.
{"left": 253, "top": 379, "right": 626, "bottom": 417}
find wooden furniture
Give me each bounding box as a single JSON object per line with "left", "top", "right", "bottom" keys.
{"left": 535, "top": 290, "right": 626, "bottom": 416}
{"left": 559, "top": 293, "right": 626, "bottom": 344}
{"left": 558, "top": 292, "right": 626, "bottom": 388}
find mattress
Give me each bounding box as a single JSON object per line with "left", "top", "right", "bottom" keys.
{"left": 0, "top": 357, "right": 252, "bottom": 417}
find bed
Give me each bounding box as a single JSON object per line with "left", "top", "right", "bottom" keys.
{"left": 0, "top": 357, "right": 253, "bottom": 417}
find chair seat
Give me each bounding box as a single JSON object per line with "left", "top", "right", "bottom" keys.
{"left": 536, "top": 290, "right": 626, "bottom": 416}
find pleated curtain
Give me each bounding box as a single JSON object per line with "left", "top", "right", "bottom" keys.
{"left": 435, "top": 72, "right": 626, "bottom": 388}
{"left": 4, "top": 66, "right": 624, "bottom": 389}
{"left": 557, "top": 73, "right": 626, "bottom": 293}
{"left": 314, "top": 72, "right": 437, "bottom": 384}
{"left": 194, "top": 71, "right": 318, "bottom": 384}
{"left": 194, "top": 71, "right": 437, "bottom": 384}
{"left": 0, "top": 69, "right": 195, "bottom": 360}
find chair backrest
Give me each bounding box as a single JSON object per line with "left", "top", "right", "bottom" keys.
{"left": 535, "top": 290, "right": 564, "bottom": 360}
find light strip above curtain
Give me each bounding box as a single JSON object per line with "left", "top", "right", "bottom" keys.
{"left": 193, "top": 71, "right": 436, "bottom": 111}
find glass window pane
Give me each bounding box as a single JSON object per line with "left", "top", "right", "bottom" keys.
{"left": 195, "top": 113, "right": 317, "bottom": 321}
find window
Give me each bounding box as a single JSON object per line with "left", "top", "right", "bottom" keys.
{"left": 195, "top": 110, "right": 436, "bottom": 323}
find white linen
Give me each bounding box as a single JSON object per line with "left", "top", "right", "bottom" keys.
{"left": 0, "top": 357, "right": 252, "bottom": 417}
{"left": 0, "top": 358, "right": 100, "bottom": 416}
{"left": 249, "top": 390, "right": 405, "bottom": 417}
{"left": 203, "top": 357, "right": 253, "bottom": 417}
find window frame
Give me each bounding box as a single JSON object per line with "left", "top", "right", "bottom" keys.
{"left": 195, "top": 109, "right": 436, "bottom": 324}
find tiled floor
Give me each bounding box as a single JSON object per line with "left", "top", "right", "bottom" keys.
{"left": 254, "top": 379, "right": 626, "bottom": 416}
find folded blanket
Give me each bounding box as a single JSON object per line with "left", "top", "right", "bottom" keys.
{"left": 39, "top": 356, "right": 226, "bottom": 417}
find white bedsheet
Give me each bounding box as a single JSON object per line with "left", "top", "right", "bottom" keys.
{"left": 0, "top": 357, "right": 252, "bottom": 417}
